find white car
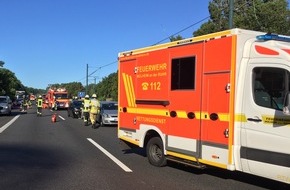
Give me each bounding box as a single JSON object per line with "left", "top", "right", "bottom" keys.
{"left": 0, "top": 96, "right": 12, "bottom": 115}
{"left": 100, "top": 101, "right": 118, "bottom": 126}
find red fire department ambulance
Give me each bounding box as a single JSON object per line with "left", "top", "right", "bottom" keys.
{"left": 45, "top": 88, "right": 70, "bottom": 110}
{"left": 118, "top": 28, "right": 290, "bottom": 184}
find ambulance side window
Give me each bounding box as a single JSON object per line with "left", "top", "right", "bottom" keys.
{"left": 253, "top": 67, "right": 288, "bottom": 110}
{"left": 171, "top": 56, "right": 195, "bottom": 90}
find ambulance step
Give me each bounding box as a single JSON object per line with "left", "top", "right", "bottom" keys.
{"left": 166, "top": 156, "right": 206, "bottom": 169}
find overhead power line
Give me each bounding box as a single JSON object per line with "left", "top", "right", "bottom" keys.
{"left": 153, "top": 16, "right": 210, "bottom": 45}
{"left": 79, "top": 14, "right": 214, "bottom": 84}
{"left": 88, "top": 60, "right": 117, "bottom": 77}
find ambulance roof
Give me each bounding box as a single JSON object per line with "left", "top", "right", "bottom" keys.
{"left": 118, "top": 28, "right": 290, "bottom": 58}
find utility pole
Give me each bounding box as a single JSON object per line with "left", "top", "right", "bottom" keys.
{"left": 93, "top": 77, "right": 96, "bottom": 85}
{"left": 229, "top": 0, "right": 234, "bottom": 29}
{"left": 0, "top": 61, "right": 4, "bottom": 86}
{"left": 93, "top": 77, "right": 96, "bottom": 93}
{"left": 86, "top": 64, "right": 88, "bottom": 95}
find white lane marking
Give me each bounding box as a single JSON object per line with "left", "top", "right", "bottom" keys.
{"left": 0, "top": 115, "right": 20, "bottom": 133}
{"left": 87, "top": 138, "right": 133, "bottom": 172}
{"left": 49, "top": 110, "right": 65, "bottom": 120}
{"left": 58, "top": 115, "right": 65, "bottom": 120}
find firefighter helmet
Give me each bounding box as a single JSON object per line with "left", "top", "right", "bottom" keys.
{"left": 92, "top": 94, "right": 97, "bottom": 98}
{"left": 85, "top": 95, "right": 89, "bottom": 99}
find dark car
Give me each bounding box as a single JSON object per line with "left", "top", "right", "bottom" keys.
{"left": 67, "top": 100, "right": 83, "bottom": 118}
{"left": 0, "top": 96, "right": 12, "bottom": 115}
{"left": 12, "top": 98, "right": 23, "bottom": 109}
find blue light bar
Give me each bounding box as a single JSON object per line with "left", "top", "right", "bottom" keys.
{"left": 256, "top": 33, "right": 290, "bottom": 42}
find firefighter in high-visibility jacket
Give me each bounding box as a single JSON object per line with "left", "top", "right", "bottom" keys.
{"left": 37, "top": 95, "right": 43, "bottom": 116}
{"left": 21, "top": 95, "right": 28, "bottom": 112}
{"left": 89, "top": 94, "right": 100, "bottom": 129}
{"left": 82, "top": 95, "right": 91, "bottom": 126}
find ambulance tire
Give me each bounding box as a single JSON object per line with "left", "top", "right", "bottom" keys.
{"left": 146, "top": 137, "right": 167, "bottom": 167}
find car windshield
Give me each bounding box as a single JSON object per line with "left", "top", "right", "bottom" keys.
{"left": 55, "top": 93, "right": 68, "bottom": 99}
{"left": 0, "top": 98, "right": 7, "bottom": 103}
{"left": 102, "top": 103, "right": 118, "bottom": 110}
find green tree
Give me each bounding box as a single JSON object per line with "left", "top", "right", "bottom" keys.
{"left": 63, "top": 82, "right": 84, "bottom": 98}
{"left": 45, "top": 75, "right": 118, "bottom": 101}
{"left": 0, "top": 61, "right": 4, "bottom": 67}
{"left": 25, "top": 86, "right": 46, "bottom": 97}
{"left": 87, "top": 72, "right": 118, "bottom": 101}
{"left": 0, "top": 68, "right": 24, "bottom": 99}
{"left": 169, "top": 35, "right": 184, "bottom": 42}
{"left": 48, "top": 82, "right": 85, "bottom": 98}
{"left": 194, "top": 0, "right": 290, "bottom": 36}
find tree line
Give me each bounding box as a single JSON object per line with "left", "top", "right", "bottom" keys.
{"left": 47, "top": 71, "right": 118, "bottom": 101}
{"left": 0, "top": 68, "right": 46, "bottom": 100}
{"left": 193, "top": 0, "right": 290, "bottom": 37}
{"left": 0, "top": 66, "right": 117, "bottom": 101}
{"left": 1, "top": 0, "right": 289, "bottom": 101}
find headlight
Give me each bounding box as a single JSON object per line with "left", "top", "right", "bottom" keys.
{"left": 103, "top": 113, "right": 109, "bottom": 118}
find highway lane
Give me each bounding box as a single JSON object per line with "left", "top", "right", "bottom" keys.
{"left": 0, "top": 107, "right": 131, "bottom": 190}
{"left": 0, "top": 107, "right": 288, "bottom": 190}
{"left": 0, "top": 108, "right": 21, "bottom": 128}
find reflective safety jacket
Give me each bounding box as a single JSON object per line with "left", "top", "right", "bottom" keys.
{"left": 83, "top": 99, "right": 91, "bottom": 112}
{"left": 37, "top": 98, "right": 43, "bottom": 108}
{"left": 90, "top": 99, "right": 100, "bottom": 114}
{"left": 23, "top": 99, "right": 28, "bottom": 106}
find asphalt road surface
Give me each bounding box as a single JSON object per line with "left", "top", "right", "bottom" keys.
{"left": 0, "top": 107, "right": 288, "bottom": 190}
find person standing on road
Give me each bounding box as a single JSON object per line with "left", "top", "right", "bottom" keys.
{"left": 89, "top": 94, "right": 100, "bottom": 129}
{"left": 82, "top": 95, "right": 91, "bottom": 126}
{"left": 21, "top": 95, "right": 28, "bottom": 112}
{"left": 37, "top": 95, "right": 43, "bottom": 116}
{"left": 27, "top": 98, "right": 32, "bottom": 109}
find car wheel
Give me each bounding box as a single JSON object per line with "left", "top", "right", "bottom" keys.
{"left": 100, "top": 117, "right": 104, "bottom": 127}
{"left": 146, "top": 137, "right": 167, "bottom": 167}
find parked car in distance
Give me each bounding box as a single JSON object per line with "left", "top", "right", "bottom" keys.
{"left": 67, "top": 99, "right": 83, "bottom": 119}
{"left": 100, "top": 101, "right": 118, "bottom": 126}
{"left": 0, "top": 96, "right": 12, "bottom": 115}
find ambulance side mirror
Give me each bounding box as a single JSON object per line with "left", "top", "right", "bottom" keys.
{"left": 283, "top": 92, "right": 290, "bottom": 115}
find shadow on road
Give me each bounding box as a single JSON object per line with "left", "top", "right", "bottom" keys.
{"left": 0, "top": 143, "right": 68, "bottom": 189}
{"left": 120, "top": 141, "right": 288, "bottom": 189}
{"left": 167, "top": 162, "right": 288, "bottom": 189}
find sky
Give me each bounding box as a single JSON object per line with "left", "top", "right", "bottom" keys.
{"left": 0, "top": 0, "right": 212, "bottom": 89}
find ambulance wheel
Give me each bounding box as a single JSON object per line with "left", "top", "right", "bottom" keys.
{"left": 146, "top": 137, "right": 167, "bottom": 167}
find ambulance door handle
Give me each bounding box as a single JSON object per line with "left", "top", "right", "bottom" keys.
{"left": 247, "top": 117, "right": 262, "bottom": 122}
